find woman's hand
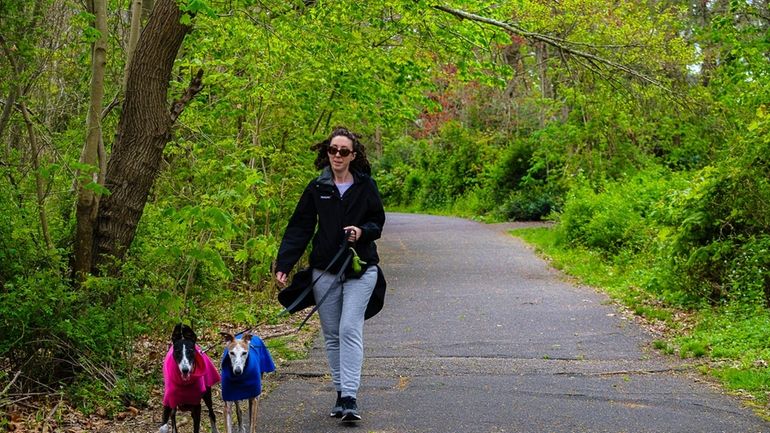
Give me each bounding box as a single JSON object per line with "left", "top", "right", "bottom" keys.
{"left": 275, "top": 271, "right": 288, "bottom": 287}
{"left": 344, "top": 226, "right": 362, "bottom": 243}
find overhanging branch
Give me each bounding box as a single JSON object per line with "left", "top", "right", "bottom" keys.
{"left": 432, "top": 4, "right": 668, "bottom": 92}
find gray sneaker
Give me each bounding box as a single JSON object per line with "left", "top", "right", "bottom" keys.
{"left": 340, "top": 396, "right": 361, "bottom": 422}
{"left": 330, "top": 392, "right": 343, "bottom": 418}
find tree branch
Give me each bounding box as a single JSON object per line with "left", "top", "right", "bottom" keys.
{"left": 170, "top": 68, "right": 204, "bottom": 123}
{"left": 431, "top": 4, "right": 669, "bottom": 92}
{"left": 20, "top": 102, "right": 53, "bottom": 250}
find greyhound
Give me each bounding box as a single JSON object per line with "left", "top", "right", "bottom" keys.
{"left": 160, "top": 324, "right": 220, "bottom": 433}
{"left": 220, "top": 332, "right": 275, "bottom": 433}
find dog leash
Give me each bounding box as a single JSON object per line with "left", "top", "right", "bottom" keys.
{"left": 295, "top": 252, "right": 352, "bottom": 330}
{"left": 278, "top": 235, "right": 352, "bottom": 316}
{"left": 199, "top": 232, "right": 353, "bottom": 354}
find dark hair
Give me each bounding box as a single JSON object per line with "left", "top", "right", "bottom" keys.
{"left": 311, "top": 126, "right": 371, "bottom": 175}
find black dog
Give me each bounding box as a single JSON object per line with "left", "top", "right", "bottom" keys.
{"left": 160, "top": 324, "right": 220, "bottom": 433}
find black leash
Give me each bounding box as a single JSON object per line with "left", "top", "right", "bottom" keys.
{"left": 278, "top": 237, "right": 351, "bottom": 315}
{"left": 295, "top": 252, "right": 352, "bottom": 330}
{"left": 199, "top": 232, "right": 353, "bottom": 354}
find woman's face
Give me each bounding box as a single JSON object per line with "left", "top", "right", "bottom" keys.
{"left": 328, "top": 135, "right": 355, "bottom": 173}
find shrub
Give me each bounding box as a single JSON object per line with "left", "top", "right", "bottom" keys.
{"left": 557, "top": 169, "right": 679, "bottom": 256}
{"left": 558, "top": 180, "right": 650, "bottom": 254}
{"left": 497, "top": 187, "right": 557, "bottom": 221}
{"left": 660, "top": 108, "right": 770, "bottom": 303}
{"left": 375, "top": 122, "right": 504, "bottom": 212}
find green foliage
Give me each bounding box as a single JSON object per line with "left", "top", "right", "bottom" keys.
{"left": 497, "top": 187, "right": 557, "bottom": 221}
{"left": 714, "top": 368, "right": 770, "bottom": 399}
{"left": 265, "top": 335, "right": 310, "bottom": 362}
{"left": 4, "top": 0, "right": 487, "bottom": 413}
{"left": 659, "top": 107, "right": 770, "bottom": 303}
{"left": 69, "top": 374, "right": 150, "bottom": 416}
{"left": 679, "top": 339, "right": 708, "bottom": 359}
{"left": 557, "top": 170, "right": 678, "bottom": 255}
{"left": 686, "top": 307, "right": 770, "bottom": 362}
{"left": 377, "top": 122, "right": 503, "bottom": 210}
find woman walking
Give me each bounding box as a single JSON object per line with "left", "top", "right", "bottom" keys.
{"left": 275, "top": 126, "right": 386, "bottom": 422}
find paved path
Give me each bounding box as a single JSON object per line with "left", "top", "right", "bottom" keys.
{"left": 257, "top": 213, "right": 769, "bottom": 433}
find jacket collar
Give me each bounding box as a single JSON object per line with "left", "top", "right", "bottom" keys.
{"left": 317, "top": 166, "right": 362, "bottom": 187}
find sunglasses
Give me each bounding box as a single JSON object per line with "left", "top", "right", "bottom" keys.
{"left": 327, "top": 146, "right": 353, "bottom": 157}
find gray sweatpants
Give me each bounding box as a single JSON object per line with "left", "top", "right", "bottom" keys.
{"left": 312, "top": 266, "right": 377, "bottom": 399}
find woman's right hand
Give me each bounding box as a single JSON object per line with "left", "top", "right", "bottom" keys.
{"left": 275, "top": 271, "right": 288, "bottom": 286}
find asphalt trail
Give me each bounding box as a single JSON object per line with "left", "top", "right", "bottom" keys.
{"left": 256, "top": 213, "right": 769, "bottom": 433}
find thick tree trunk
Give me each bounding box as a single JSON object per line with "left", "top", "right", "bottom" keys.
{"left": 73, "top": 0, "right": 108, "bottom": 278}
{"left": 92, "top": 0, "right": 192, "bottom": 273}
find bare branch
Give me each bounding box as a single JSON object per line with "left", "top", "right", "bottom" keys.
{"left": 170, "top": 68, "right": 204, "bottom": 123}
{"left": 1, "top": 371, "right": 21, "bottom": 398}
{"left": 100, "top": 92, "right": 121, "bottom": 121}
{"left": 432, "top": 4, "right": 669, "bottom": 92}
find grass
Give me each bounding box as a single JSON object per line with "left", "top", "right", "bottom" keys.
{"left": 265, "top": 331, "right": 315, "bottom": 362}
{"left": 511, "top": 225, "right": 770, "bottom": 408}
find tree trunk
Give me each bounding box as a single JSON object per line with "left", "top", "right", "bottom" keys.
{"left": 92, "top": 0, "right": 192, "bottom": 273}
{"left": 0, "top": 36, "right": 21, "bottom": 155}
{"left": 124, "top": 0, "right": 143, "bottom": 90}
{"left": 20, "top": 102, "right": 53, "bottom": 250}
{"left": 374, "top": 124, "right": 382, "bottom": 156}
{"left": 73, "top": 0, "right": 108, "bottom": 278}
{"left": 535, "top": 41, "right": 553, "bottom": 127}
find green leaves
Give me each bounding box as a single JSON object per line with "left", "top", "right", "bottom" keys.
{"left": 179, "top": 0, "right": 216, "bottom": 16}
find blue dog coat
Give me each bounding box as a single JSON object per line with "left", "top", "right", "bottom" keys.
{"left": 220, "top": 335, "right": 276, "bottom": 401}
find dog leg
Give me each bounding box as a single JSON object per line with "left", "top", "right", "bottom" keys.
{"left": 203, "top": 388, "right": 218, "bottom": 433}
{"left": 171, "top": 408, "right": 178, "bottom": 433}
{"left": 224, "top": 401, "right": 233, "bottom": 433}
{"left": 248, "top": 398, "right": 259, "bottom": 433}
{"left": 192, "top": 404, "right": 202, "bottom": 433}
{"left": 160, "top": 406, "right": 172, "bottom": 433}
{"left": 234, "top": 401, "right": 244, "bottom": 433}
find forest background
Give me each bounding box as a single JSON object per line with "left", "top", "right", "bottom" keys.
{"left": 1, "top": 0, "right": 769, "bottom": 427}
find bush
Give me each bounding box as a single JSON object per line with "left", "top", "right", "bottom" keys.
{"left": 497, "top": 187, "right": 557, "bottom": 221}
{"left": 660, "top": 108, "right": 770, "bottom": 303}
{"left": 558, "top": 182, "right": 646, "bottom": 254}
{"left": 375, "top": 122, "right": 504, "bottom": 211}
{"left": 557, "top": 169, "right": 680, "bottom": 256}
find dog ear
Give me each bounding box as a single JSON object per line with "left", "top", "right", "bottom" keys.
{"left": 220, "top": 332, "right": 235, "bottom": 343}
{"left": 172, "top": 323, "right": 184, "bottom": 341}
{"left": 181, "top": 324, "right": 197, "bottom": 342}
{"left": 242, "top": 332, "right": 253, "bottom": 343}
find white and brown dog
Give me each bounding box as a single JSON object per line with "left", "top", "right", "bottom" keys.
{"left": 160, "top": 324, "right": 220, "bottom": 433}
{"left": 220, "top": 332, "right": 276, "bottom": 433}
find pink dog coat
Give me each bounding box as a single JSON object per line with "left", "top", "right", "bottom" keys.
{"left": 162, "top": 345, "right": 220, "bottom": 408}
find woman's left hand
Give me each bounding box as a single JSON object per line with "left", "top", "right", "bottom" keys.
{"left": 344, "top": 226, "right": 362, "bottom": 243}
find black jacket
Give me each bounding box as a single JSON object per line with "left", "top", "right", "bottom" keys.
{"left": 275, "top": 167, "right": 386, "bottom": 275}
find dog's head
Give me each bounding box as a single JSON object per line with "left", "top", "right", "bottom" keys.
{"left": 172, "top": 323, "right": 197, "bottom": 380}
{"left": 221, "top": 332, "right": 252, "bottom": 376}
